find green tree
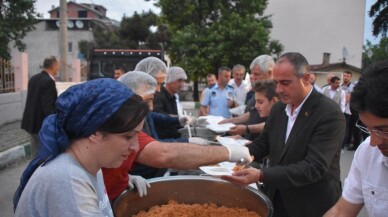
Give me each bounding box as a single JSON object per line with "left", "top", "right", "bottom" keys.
{"left": 0, "top": 0, "right": 40, "bottom": 60}
{"left": 362, "top": 37, "right": 388, "bottom": 70}
{"left": 369, "top": 0, "right": 388, "bottom": 37}
{"left": 155, "top": 0, "right": 282, "bottom": 100}
{"left": 91, "top": 11, "right": 163, "bottom": 50}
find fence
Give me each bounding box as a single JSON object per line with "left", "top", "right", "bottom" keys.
{"left": 0, "top": 58, "right": 15, "bottom": 93}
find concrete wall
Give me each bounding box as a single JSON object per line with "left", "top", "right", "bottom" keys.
{"left": 0, "top": 81, "right": 80, "bottom": 126}
{"left": 0, "top": 91, "right": 26, "bottom": 126}
{"left": 265, "top": 0, "right": 365, "bottom": 67}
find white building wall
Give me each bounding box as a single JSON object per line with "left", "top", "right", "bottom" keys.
{"left": 10, "top": 21, "right": 92, "bottom": 79}
{"left": 265, "top": 0, "right": 365, "bottom": 67}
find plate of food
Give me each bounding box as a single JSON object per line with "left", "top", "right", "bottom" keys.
{"left": 199, "top": 165, "right": 233, "bottom": 177}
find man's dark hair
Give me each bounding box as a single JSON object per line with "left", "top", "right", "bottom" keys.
{"left": 330, "top": 76, "right": 341, "bottom": 83}
{"left": 218, "top": 66, "right": 231, "bottom": 75}
{"left": 343, "top": 71, "right": 352, "bottom": 76}
{"left": 43, "top": 56, "right": 58, "bottom": 69}
{"left": 115, "top": 66, "right": 126, "bottom": 73}
{"left": 351, "top": 61, "right": 388, "bottom": 118}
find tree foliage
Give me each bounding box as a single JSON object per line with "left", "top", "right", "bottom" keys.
{"left": 155, "top": 0, "right": 282, "bottom": 81}
{"left": 0, "top": 0, "right": 40, "bottom": 60}
{"left": 91, "top": 10, "right": 163, "bottom": 50}
{"left": 362, "top": 37, "right": 388, "bottom": 70}
{"left": 369, "top": 0, "right": 388, "bottom": 37}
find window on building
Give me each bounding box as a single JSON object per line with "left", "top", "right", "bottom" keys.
{"left": 68, "top": 42, "right": 73, "bottom": 53}
{"left": 78, "top": 10, "right": 87, "bottom": 18}
{"left": 57, "top": 11, "right": 60, "bottom": 18}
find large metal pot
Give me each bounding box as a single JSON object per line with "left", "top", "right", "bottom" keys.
{"left": 113, "top": 175, "right": 273, "bottom": 217}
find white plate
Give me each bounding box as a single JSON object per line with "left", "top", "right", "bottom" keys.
{"left": 229, "top": 105, "right": 246, "bottom": 116}
{"left": 216, "top": 137, "right": 250, "bottom": 146}
{"left": 197, "top": 115, "right": 225, "bottom": 125}
{"left": 199, "top": 165, "right": 233, "bottom": 177}
{"left": 219, "top": 162, "right": 236, "bottom": 170}
{"left": 206, "top": 123, "right": 235, "bottom": 133}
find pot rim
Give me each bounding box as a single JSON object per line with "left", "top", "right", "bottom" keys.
{"left": 114, "top": 175, "right": 273, "bottom": 217}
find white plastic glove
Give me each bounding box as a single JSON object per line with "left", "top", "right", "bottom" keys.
{"left": 128, "top": 175, "right": 150, "bottom": 197}
{"left": 188, "top": 137, "right": 209, "bottom": 145}
{"left": 224, "top": 145, "right": 253, "bottom": 163}
{"left": 178, "top": 115, "right": 191, "bottom": 126}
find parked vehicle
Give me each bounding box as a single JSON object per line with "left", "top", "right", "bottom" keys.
{"left": 88, "top": 49, "right": 164, "bottom": 80}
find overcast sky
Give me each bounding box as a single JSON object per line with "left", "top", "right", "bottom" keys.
{"left": 35, "top": 0, "right": 381, "bottom": 45}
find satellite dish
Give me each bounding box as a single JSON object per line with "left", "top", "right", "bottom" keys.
{"left": 367, "top": 49, "right": 373, "bottom": 58}
{"left": 342, "top": 47, "right": 349, "bottom": 61}
{"left": 67, "top": 20, "right": 74, "bottom": 28}
{"left": 75, "top": 20, "right": 84, "bottom": 29}
{"left": 56, "top": 21, "right": 60, "bottom": 27}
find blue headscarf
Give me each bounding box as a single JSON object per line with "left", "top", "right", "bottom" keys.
{"left": 13, "top": 78, "right": 134, "bottom": 210}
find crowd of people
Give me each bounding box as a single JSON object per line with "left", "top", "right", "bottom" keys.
{"left": 14, "top": 53, "right": 387, "bottom": 217}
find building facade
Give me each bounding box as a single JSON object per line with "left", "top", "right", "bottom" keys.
{"left": 265, "top": 0, "right": 365, "bottom": 68}
{"left": 10, "top": 2, "right": 117, "bottom": 80}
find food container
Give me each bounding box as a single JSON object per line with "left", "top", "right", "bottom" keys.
{"left": 113, "top": 175, "right": 273, "bottom": 217}
{"left": 178, "top": 127, "right": 220, "bottom": 141}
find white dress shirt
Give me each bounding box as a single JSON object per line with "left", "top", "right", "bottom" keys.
{"left": 285, "top": 87, "right": 313, "bottom": 142}
{"left": 343, "top": 137, "right": 388, "bottom": 217}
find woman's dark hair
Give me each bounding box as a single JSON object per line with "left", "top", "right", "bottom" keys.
{"left": 350, "top": 60, "right": 388, "bottom": 118}
{"left": 254, "top": 80, "right": 278, "bottom": 100}
{"left": 98, "top": 94, "right": 149, "bottom": 133}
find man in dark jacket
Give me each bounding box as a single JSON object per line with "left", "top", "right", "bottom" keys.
{"left": 222, "top": 52, "right": 345, "bottom": 217}
{"left": 21, "top": 56, "right": 59, "bottom": 157}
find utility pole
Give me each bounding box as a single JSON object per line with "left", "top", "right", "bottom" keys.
{"left": 59, "top": 0, "right": 68, "bottom": 81}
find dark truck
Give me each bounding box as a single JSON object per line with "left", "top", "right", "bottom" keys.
{"left": 88, "top": 49, "right": 164, "bottom": 80}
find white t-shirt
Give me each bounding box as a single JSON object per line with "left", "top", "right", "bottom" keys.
{"left": 228, "top": 79, "right": 251, "bottom": 106}
{"left": 15, "top": 153, "right": 113, "bottom": 217}
{"left": 342, "top": 137, "right": 388, "bottom": 217}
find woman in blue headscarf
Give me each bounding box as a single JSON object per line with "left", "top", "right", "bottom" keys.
{"left": 14, "top": 78, "right": 149, "bottom": 217}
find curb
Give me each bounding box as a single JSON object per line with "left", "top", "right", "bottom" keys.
{"left": 0, "top": 143, "right": 30, "bottom": 170}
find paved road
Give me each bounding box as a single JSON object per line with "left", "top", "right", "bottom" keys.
{"left": 0, "top": 121, "right": 29, "bottom": 153}
{"left": 0, "top": 158, "right": 28, "bottom": 217}
{"left": 0, "top": 150, "right": 367, "bottom": 217}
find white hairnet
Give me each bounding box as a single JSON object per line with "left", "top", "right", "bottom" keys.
{"left": 249, "top": 55, "right": 274, "bottom": 73}
{"left": 134, "top": 57, "right": 167, "bottom": 78}
{"left": 166, "top": 66, "right": 187, "bottom": 83}
{"left": 118, "top": 71, "right": 157, "bottom": 96}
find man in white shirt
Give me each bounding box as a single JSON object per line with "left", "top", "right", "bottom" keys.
{"left": 322, "top": 76, "right": 346, "bottom": 113}
{"left": 309, "top": 72, "right": 322, "bottom": 93}
{"left": 228, "top": 64, "right": 251, "bottom": 106}
{"left": 324, "top": 60, "right": 388, "bottom": 217}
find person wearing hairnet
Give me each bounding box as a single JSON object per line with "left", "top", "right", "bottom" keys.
{"left": 124, "top": 71, "right": 207, "bottom": 178}
{"left": 102, "top": 71, "right": 253, "bottom": 202}
{"left": 153, "top": 66, "right": 188, "bottom": 139}
{"left": 134, "top": 56, "right": 167, "bottom": 92}
{"left": 135, "top": 59, "right": 195, "bottom": 138}
{"left": 14, "top": 79, "right": 149, "bottom": 216}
